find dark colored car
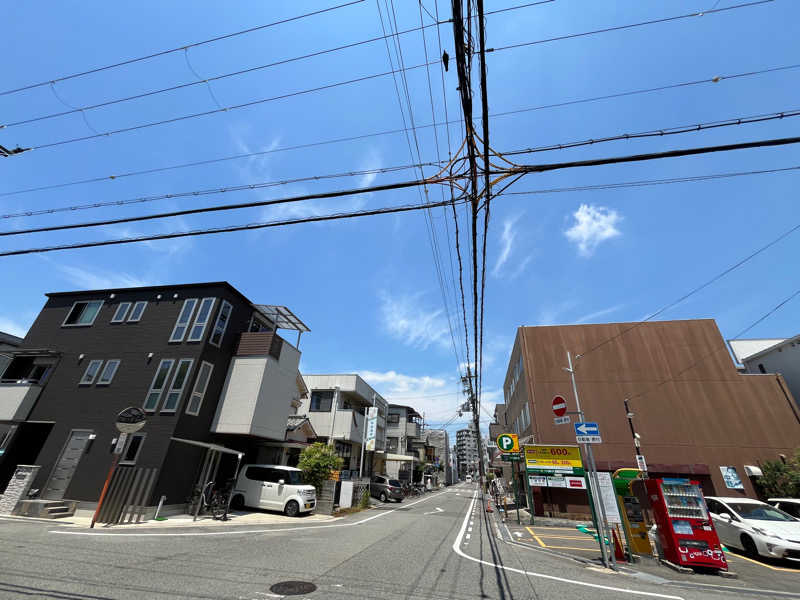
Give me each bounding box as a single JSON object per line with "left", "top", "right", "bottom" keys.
{"left": 370, "top": 474, "right": 404, "bottom": 502}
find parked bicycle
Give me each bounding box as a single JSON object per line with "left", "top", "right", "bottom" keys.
{"left": 190, "top": 479, "right": 233, "bottom": 521}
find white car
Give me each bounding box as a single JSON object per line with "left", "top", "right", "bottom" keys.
{"left": 465, "top": 475, "right": 473, "bottom": 483}
{"left": 231, "top": 464, "right": 316, "bottom": 517}
{"left": 768, "top": 498, "right": 800, "bottom": 520}
{"left": 705, "top": 496, "right": 800, "bottom": 562}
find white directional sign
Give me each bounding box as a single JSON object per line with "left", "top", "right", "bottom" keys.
{"left": 574, "top": 421, "right": 602, "bottom": 444}
{"left": 554, "top": 416, "right": 571, "bottom": 425}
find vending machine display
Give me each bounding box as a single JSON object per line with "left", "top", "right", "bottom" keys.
{"left": 633, "top": 478, "right": 727, "bottom": 570}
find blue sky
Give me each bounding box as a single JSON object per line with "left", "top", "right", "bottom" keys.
{"left": 2, "top": 1, "right": 799, "bottom": 439}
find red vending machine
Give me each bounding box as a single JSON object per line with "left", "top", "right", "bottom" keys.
{"left": 636, "top": 478, "right": 727, "bottom": 570}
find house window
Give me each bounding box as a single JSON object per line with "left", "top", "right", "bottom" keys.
{"left": 209, "top": 300, "right": 232, "bottom": 347}
{"left": 335, "top": 441, "right": 352, "bottom": 462}
{"left": 128, "top": 301, "right": 147, "bottom": 322}
{"left": 63, "top": 300, "right": 103, "bottom": 327}
{"left": 310, "top": 390, "right": 333, "bottom": 412}
{"left": 111, "top": 303, "right": 131, "bottom": 323}
{"left": 186, "top": 361, "right": 213, "bottom": 415}
{"left": 169, "top": 299, "right": 198, "bottom": 342}
{"left": 758, "top": 363, "right": 766, "bottom": 374}
{"left": 120, "top": 433, "right": 145, "bottom": 465}
{"left": 161, "top": 359, "right": 193, "bottom": 413}
{"left": 387, "top": 437, "right": 398, "bottom": 452}
{"left": 97, "top": 360, "right": 120, "bottom": 385}
{"left": 143, "top": 359, "right": 174, "bottom": 412}
{"left": 79, "top": 360, "right": 104, "bottom": 385}
{"left": 187, "top": 298, "right": 216, "bottom": 342}
{"left": 387, "top": 413, "right": 400, "bottom": 425}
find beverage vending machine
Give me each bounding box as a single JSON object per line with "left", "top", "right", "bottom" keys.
{"left": 632, "top": 477, "right": 727, "bottom": 570}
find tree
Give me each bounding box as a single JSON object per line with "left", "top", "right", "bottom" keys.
{"left": 757, "top": 449, "right": 800, "bottom": 498}
{"left": 298, "top": 443, "right": 344, "bottom": 493}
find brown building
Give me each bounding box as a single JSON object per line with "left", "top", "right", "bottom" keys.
{"left": 503, "top": 319, "right": 800, "bottom": 516}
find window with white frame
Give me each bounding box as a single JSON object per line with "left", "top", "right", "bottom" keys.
{"left": 111, "top": 303, "right": 131, "bottom": 323}
{"left": 96, "top": 360, "right": 120, "bottom": 385}
{"left": 186, "top": 361, "right": 213, "bottom": 415}
{"left": 128, "top": 301, "right": 147, "bottom": 322}
{"left": 63, "top": 300, "right": 104, "bottom": 327}
{"left": 161, "top": 358, "right": 193, "bottom": 412}
{"left": 120, "top": 433, "right": 146, "bottom": 465}
{"left": 169, "top": 299, "right": 198, "bottom": 342}
{"left": 143, "top": 359, "right": 174, "bottom": 411}
{"left": 209, "top": 300, "right": 232, "bottom": 347}
{"left": 187, "top": 298, "right": 215, "bottom": 342}
{"left": 79, "top": 360, "right": 104, "bottom": 385}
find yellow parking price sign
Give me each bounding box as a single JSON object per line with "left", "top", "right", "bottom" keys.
{"left": 524, "top": 444, "right": 583, "bottom": 473}
{"left": 496, "top": 433, "right": 519, "bottom": 453}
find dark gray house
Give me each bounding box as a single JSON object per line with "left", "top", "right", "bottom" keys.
{"left": 0, "top": 282, "right": 308, "bottom": 515}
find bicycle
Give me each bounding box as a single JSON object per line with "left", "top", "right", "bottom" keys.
{"left": 195, "top": 480, "right": 232, "bottom": 521}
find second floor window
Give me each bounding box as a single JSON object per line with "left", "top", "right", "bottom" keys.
{"left": 79, "top": 360, "right": 104, "bottom": 385}
{"left": 169, "top": 299, "right": 197, "bottom": 342}
{"left": 187, "top": 298, "right": 215, "bottom": 342}
{"left": 111, "top": 303, "right": 131, "bottom": 323}
{"left": 161, "top": 358, "right": 193, "bottom": 413}
{"left": 310, "top": 390, "right": 333, "bottom": 412}
{"left": 97, "top": 360, "right": 120, "bottom": 385}
{"left": 63, "top": 300, "right": 103, "bottom": 327}
{"left": 143, "top": 359, "right": 174, "bottom": 411}
{"left": 387, "top": 413, "right": 400, "bottom": 425}
{"left": 209, "top": 301, "right": 232, "bottom": 347}
{"left": 186, "top": 361, "right": 213, "bottom": 415}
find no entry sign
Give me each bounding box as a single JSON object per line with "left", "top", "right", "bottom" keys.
{"left": 552, "top": 396, "right": 567, "bottom": 417}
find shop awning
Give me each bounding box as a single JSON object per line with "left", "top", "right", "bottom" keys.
{"left": 384, "top": 453, "right": 418, "bottom": 462}
{"left": 170, "top": 436, "right": 243, "bottom": 458}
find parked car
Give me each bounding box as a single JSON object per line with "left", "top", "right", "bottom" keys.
{"left": 705, "top": 496, "right": 800, "bottom": 562}
{"left": 768, "top": 498, "right": 800, "bottom": 520}
{"left": 231, "top": 464, "right": 316, "bottom": 517}
{"left": 370, "top": 474, "right": 404, "bottom": 502}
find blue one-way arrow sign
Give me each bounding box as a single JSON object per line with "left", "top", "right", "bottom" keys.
{"left": 574, "top": 422, "right": 602, "bottom": 443}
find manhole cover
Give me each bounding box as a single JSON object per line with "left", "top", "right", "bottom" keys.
{"left": 269, "top": 581, "right": 317, "bottom": 596}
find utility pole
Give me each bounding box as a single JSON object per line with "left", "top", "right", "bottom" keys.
{"left": 565, "top": 351, "right": 614, "bottom": 569}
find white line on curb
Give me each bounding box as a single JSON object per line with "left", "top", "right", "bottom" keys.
{"left": 452, "top": 492, "right": 685, "bottom": 600}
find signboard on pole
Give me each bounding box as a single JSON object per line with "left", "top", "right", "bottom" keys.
{"left": 596, "top": 471, "right": 622, "bottom": 524}
{"left": 365, "top": 407, "right": 378, "bottom": 451}
{"left": 552, "top": 396, "right": 568, "bottom": 417}
{"left": 501, "top": 453, "right": 521, "bottom": 462}
{"left": 554, "top": 416, "right": 571, "bottom": 425}
{"left": 496, "top": 433, "right": 519, "bottom": 453}
{"left": 635, "top": 454, "right": 647, "bottom": 472}
{"left": 523, "top": 444, "right": 583, "bottom": 473}
{"left": 574, "top": 421, "right": 602, "bottom": 444}
{"left": 113, "top": 432, "right": 128, "bottom": 454}
{"left": 528, "top": 475, "right": 587, "bottom": 489}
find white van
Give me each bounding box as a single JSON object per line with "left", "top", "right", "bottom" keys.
{"left": 232, "top": 464, "right": 316, "bottom": 517}
{"left": 465, "top": 475, "right": 473, "bottom": 483}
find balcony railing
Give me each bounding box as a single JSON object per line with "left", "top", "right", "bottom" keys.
{"left": 235, "top": 332, "right": 285, "bottom": 359}
{"left": 0, "top": 383, "right": 42, "bottom": 421}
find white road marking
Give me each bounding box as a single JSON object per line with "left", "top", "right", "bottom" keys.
{"left": 51, "top": 489, "right": 448, "bottom": 537}
{"left": 424, "top": 507, "right": 444, "bottom": 515}
{"left": 468, "top": 527, "right": 473, "bottom": 533}
{"left": 513, "top": 532, "right": 522, "bottom": 537}
{"left": 466, "top": 533, "right": 471, "bottom": 539}
{"left": 452, "top": 492, "right": 685, "bottom": 600}
{"left": 254, "top": 593, "right": 283, "bottom": 598}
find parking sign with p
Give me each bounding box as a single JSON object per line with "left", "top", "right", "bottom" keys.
{"left": 496, "top": 433, "right": 519, "bottom": 453}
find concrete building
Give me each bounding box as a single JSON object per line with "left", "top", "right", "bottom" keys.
{"left": 503, "top": 319, "right": 800, "bottom": 517}
{"left": 456, "top": 426, "right": 479, "bottom": 477}
{"left": 425, "top": 428, "right": 452, "bottom": 485}
{"left": 299, "top": 374, "right": 388, "bottom": 478}
{"left": 385, "top": 404, "right": 423, "bottom": 482}
{"left": 0, "top": 282, "right": 309, "bottom": 515}
{"left": 729, "top": 334, "right": 800, "bottom": 408}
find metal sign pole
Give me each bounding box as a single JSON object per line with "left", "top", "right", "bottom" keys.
{"left": 566, "top": 351, "right": 610, "bottom": 569}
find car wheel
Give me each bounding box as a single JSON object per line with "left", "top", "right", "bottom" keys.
{"left": 380, "top": 492, "right": 388, "bottom": 503}
{"left": 230, "top": 494, "right": 245, "bottom": 510}
{"left": 740, "top": 534, "right": 759, "bottom": 557}
{"left": 284, "top": 500, "right": 300, "bottom": 517}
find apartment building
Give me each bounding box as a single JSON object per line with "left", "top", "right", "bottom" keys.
{"left": 503, "top": 319, "right": 800, "bottom": 516}
{"left": 425, "top": 428, "right": 452, "bottom": 485}
{"left": 299, "top": 374, "right": 387, "bottom": 478}
{"left": 0, "top": 282, "right": 308, "bottom": 514}
{"left": 385, "top": 404, "right": 423, "bottom": 482}
{"left": 456, "top": 426, "right": 479, "bottom": 477}
{"left": 729, "top": 334, "right": 800, "bottom": 408}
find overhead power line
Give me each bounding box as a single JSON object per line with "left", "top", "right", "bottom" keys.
{"left": 0, "top": 196, "right": 466, "bottom": 257}
{"left": 485, "top": 0, "right": 774, "bottom": 53}
{"left": 1, "top": 160, "right": 447, "bottom": 220}
{"left": 0, "top": 1, "right": 366, "bottom": 98}
{"left": 0, "top": 172, "right": 461, "bottom": 237}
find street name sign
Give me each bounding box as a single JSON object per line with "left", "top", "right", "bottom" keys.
{"left": 574, "top": 421, "right": 602, "bottom": 444}
{"left": 496, "top": 433, "right": 519, "bottom": 453}
{"left": 552, "top": 396, "right": 567, "bottom": 417}
{"left": 554, "top": 415, "right": 571, "bottom": 425}
{"left": 523, "top": 444, "right": 583, "bottom": 473}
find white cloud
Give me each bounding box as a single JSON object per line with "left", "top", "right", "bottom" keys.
{"left": 54, "top": 264, "right": 155, "bottom": 290}
{"left": 378, "top": 290, "right": 450, "bottom": 350}
{"left": 492, "top": 215, "right": 523, "bottom": 277}
{"left": 573, "top": 304, "right": 626, "bottom": 324}
{"left": 564, "top": 204, "right": 621, "bottom": 257}
{"left": 0, "top": 317, "right": 30, "bottom": 338}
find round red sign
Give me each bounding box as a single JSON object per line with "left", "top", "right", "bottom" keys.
{"left": 552, "top": 396, "right": 567, "bottom": 417}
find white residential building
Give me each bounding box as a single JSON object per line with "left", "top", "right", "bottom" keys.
{"left": 729, "top": 335, "right": 800, "bottom": 409}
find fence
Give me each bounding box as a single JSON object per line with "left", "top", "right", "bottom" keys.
{"left": 95, "top": 466, "right": 158, "bottom": 525}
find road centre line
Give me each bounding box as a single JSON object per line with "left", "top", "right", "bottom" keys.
{"left": 50, "top": 489, "right": 449, "bottom": 537}
{"left": 453, "top": 492, "right": 685, "bottom": 600}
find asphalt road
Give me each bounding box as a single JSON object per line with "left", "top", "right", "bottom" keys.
{"left": 1, "top": 483, "right": 797, "bottom": 600}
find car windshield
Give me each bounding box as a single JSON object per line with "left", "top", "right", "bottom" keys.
{"left": 729, "top": 503, "right": 797, "bottom": 521}
{"left": 285, "top": 470, "right": 303, "bottom": 485}
{"left": 389, "top": 480, "right": 403, "bottom": 487}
